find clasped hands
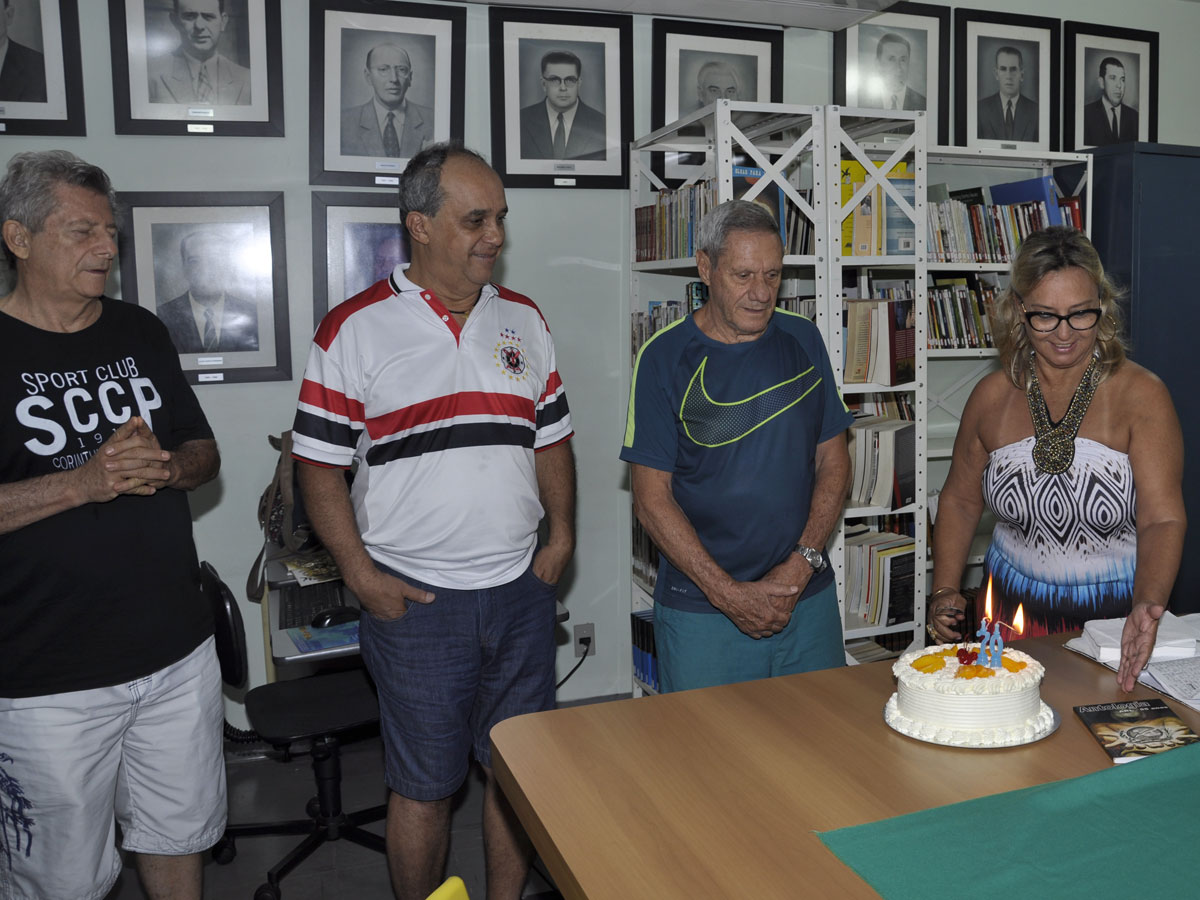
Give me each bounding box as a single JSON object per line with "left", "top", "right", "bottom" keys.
{"left": 716, "top": 558, "right": 813, "bottom": 639}
{"left": 80, "top": 416, "right": 175, "bottom": 502}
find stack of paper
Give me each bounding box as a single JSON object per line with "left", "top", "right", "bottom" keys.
{"left": 1074, "top": 612, "right": 1200, "bottom": 662}
{"left": 1064, "top": 612, "right": 1200, "bottom": 712}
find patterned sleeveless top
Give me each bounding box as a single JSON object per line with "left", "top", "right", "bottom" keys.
{"left": 981, "top": 436, "right": 1136, "bottom": 637}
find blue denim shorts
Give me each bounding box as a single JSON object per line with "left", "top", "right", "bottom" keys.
{"left": 358, "top": 563, "right": 558, "bottom": 801}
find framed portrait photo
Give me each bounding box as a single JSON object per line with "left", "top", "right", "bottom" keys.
{"left": 1064, "top": 22, "right": 1157, "bottom": 152}
{"left": 489, "top": 5, "right": 632, "bottom": 189}
{"left": 651, "top": 18, "right": 783, "bottom": 185}
{"left": 834, "top": 1, "right": 950, "bottom": 146}
{"left": 0, "top": 0, "right": 85, "bottom": 136}
{"left": 311, "top": 191, "right": 407, "bottom": 323}
{"left": 116, "top": 191, "right": 291, "bottom": 385}
{"left": 310, "top": 0, "right": 465, "bottom": 188}
{"left": 108, "top": 0, "right": 282, "bottom": 137}
{"left": 955, "top": 9, "right": 1060, "bottom": 152}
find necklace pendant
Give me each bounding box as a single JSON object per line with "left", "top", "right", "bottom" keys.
{"left": 1032, "top": 429, "right": 1075, "bottom": 475}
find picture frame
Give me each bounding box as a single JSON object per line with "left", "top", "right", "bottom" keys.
{"left": 954, "top": 8, "right": 1060, "bottom": 151}
{"left": 310, "top": 0, "right": 465, "bottom": 188}
{"left": 311, "top": 191, "right": 406, "bottom": 323}
{"left": 834, "top": 1, "right": 950, "bottom": 146}
{"left": 489, "top": 5, "right": 632, "bottom": 190}
{"left": 650, "top": 18, "right": 783, "bottom": 185}
{"left": 107, "top": 0, "right": 282, "bottom": 137}
{"left": 116, "top": 191, "right": 291, "bottom": 385}
{"left": 1063, "top": 22, "right": 1157, "bottom": 151}
{"left": 0, "top": 0, "right": 85, "bottom": 136}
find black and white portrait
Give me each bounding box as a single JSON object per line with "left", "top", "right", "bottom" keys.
{"left": 516, "top": 40, "right": 607, "bottom": 162}
{"left": 677, "top": 52, "right": 758, "bottom": 116}
{"left": 109, "top": 0, "right": 281, "bottom": 134}
{"left": 118, "top": 191, "right": 290, "bottom": 384}
{"left": 311, "top": 191, "right": 404, "bottom": 320}
{"left": 490, "top": 6, "right": 630, "bottom": 188}
{"left": 651, "top": 19, "right": 781, "bottom": 185}
{"left": 955, "top": 10, "right": 1059, "bottom": 151}
{"left": 338, "top": 29, "right": 435, "bottom": 159}
{"left": 313, "top": 1, "right": 463, "bottom": 186}
{"left": 974, "top": 38, "right": 1040, "bottom": 143}
{"left": 0, "top": 0, "right": 48, "bottom": 103}
{"left": 857, "top": 27, "right": 927, "bottom": 112}
{"left": 145, "top": 0, "right": 251, "bottom": 106}
{"left": 0, "top": 0, "right": 85, "bottom": 135}
{"left": 344, "top": 222, "right": 407, "bottom": 297}
{"left": 1064, "top": 22, "right": 1157, "bottom": 151}
{"left": 835, "top": 3, "right": 949, "bottom": 144}
{"left": 152, "top": 224, "right": 261, "bottom": 354}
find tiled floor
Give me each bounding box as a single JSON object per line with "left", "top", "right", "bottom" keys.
{"left": 105, "top": 736, "right": 560, "bottom": 900}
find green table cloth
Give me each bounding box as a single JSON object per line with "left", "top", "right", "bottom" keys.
{"left": 819, "top": 742, "right": 1200, "bottom": 898}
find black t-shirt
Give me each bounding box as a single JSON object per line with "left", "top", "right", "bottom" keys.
{"left": 0, "top": 298, "right": 215, "bottom": 697}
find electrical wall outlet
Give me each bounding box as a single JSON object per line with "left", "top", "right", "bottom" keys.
{"left": 573, "top": 623, "right": 595, "bottom": 658}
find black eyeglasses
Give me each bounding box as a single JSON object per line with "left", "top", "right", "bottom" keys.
{"left": 1021, "top": 304, "right": 1102, "bottom": 332}
{"left": 542, "top": 75, "right": 579, "bottom": 87}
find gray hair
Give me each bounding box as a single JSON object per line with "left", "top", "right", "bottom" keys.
{"left": 0, "top": 150, "right": 117, "bottom": 266}
{"left": 695, "top": 200, "right": 781, "bottom": 265}
{"left": 993, "top": 226, "right": 1127, "bottom": 389}
{"left": 398, "top": 141, "right": 490, "bottom": 221}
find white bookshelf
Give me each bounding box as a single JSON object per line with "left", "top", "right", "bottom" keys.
{"left": 822, "top": 106, "right": 929, "bottom": 661}
{"left": 924, "top": 145, "right": 1093, "bottom": 595}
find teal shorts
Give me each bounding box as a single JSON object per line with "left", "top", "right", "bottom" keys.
{"left": 654, "top": 579, "right": 844, "bottom": 692}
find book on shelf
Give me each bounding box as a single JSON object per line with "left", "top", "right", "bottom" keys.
{"left": 928, "top": 273, "right": 999, "bottom": 350}
{"left": 631, "top": 609, "right": 659, "bottom": 692}
{"left": 841, "top": 160, "right": 906, "bottom": 256}
{"left": 880, "top": 172, "right": 916, "bottom": 255}
{"left": 926, "top": 179, "right": 1065, "bottom": 265}
{"left": 847, "top": 416, "right": 913, "bottom": 509}
{"left": 988, "top": 175, "right": 1064, "bottom": 228}
{"left": 843, "top": 297, "right": 914, "bottom": 385}
{"left": 843, "top": 526, "right": 915, "bottom": 626}
{"left": 1074, "top": 699, "right": 1199, "bottom": 764}
{"left": 732, "top": 165, "right": 786, "bottom": 244}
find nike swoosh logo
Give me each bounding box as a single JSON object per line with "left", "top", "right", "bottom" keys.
{"left": 680, "top": 357, "right": 822, "bottom": 447}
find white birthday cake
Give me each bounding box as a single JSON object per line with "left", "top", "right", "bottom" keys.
{"left": 884, "top": 644, "right": 1055, "bottom": 747}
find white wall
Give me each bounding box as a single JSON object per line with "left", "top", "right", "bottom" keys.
{"left": 9, "top": 0, "right": 1200, "bottom": 720}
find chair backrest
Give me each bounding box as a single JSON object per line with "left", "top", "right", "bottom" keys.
{"left": 426, "top": 876, "right": 469, "bottom": 900}
{"left": 202, "top": 560, "right": 248, "bottom": 689}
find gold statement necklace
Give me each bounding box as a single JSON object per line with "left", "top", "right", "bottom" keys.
{"left": 1026, "top": 354, "right": 1099, "bottom": 475}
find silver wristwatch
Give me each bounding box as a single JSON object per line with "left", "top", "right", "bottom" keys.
{"left": 794, "top": 544, "right": 826, "bottom": 573}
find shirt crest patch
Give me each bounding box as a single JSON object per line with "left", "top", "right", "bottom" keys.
{"left": 495, "top": 328, "right": 527, "bottom": 379}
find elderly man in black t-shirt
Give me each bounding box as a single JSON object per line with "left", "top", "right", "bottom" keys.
{"left": 0, "top": 151, "right": 223, "bottom": 900}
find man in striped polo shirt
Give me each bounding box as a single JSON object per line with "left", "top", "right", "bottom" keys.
{"left": 293, "top": 143, "right": 575, "bottom": 900}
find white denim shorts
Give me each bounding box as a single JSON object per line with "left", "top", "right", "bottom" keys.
{"left": 0, "top": 637, "right": 227, "bottom": 900}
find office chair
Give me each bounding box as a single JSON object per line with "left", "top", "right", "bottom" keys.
{"left": 202, "top": 562, "right": 386, "bottom": 900}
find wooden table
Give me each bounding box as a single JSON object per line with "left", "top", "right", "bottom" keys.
{"left": 492, "top": 634, "right": 1200, "bottom": 899}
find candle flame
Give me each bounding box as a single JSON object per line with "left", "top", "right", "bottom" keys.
{"left": 1013, "top": 604, "right": 1025, "bottom": 635}
{"left": 983, "top": 576, "right": 993, "bottom": 622}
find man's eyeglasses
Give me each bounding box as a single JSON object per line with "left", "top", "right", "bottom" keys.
{"left": 372, "top": 66, "right": 411, "bottom": 78}
{"left": 543, "top": 75, "right": 579, "bottom": 87}
{"left": 1021, "top": 304, "right": 1102, "bottom": 332}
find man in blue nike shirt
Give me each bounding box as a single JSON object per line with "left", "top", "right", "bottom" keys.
{"left": 621, "top": 200, "right": 853, "bottom": 691}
